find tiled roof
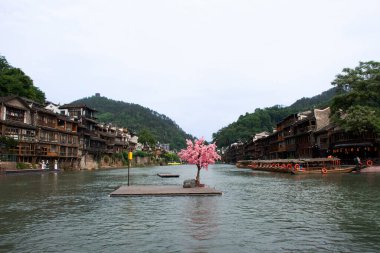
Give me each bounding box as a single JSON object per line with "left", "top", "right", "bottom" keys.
{"left": 59, "top": 104, "right": 97, "bottom": 112}
{"left": 314, "top": 123, "right": 336, "bottom": 134}
{"left": 0, "top": 95, "right": 18, "bottom": 103}
{"left": 0, "top": 119, "right": 37, "bottom": 129}
{"left": 0, "top": 95, "right": 31, "bottom": 109}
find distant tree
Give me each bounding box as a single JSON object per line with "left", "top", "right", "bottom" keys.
{"left": 0, "top": 55, "right": 10, "bottom": 70}
{"left": 0, "top": 54, "right": 46, "bottom": 103}
{"left": 71, "top": 95, "right": 193, "bottom": 149}
{"left": 162, "top": 152, "right": 180, "bottom": 163}
{"left": 178, "top": 138, "right": 221, "bottom": 186}
{"left": 0, "top": 136, "right": 18, "bottom": 152}
{"left": 212, "top": 88, "right": 339, "bottom": 148}
{"left": 331, "top": 61, "right": 380, "bottom": 134}
{"left": 138, "top": 128, "right": 157, "bottom": 147}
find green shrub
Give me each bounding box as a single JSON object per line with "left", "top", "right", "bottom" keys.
{"left": 133, "top": 150, "right": 150, "bottom": 157}
{"left": 162, "top": 152, "right": 180, "bottom": 162}
{"left": 103, "top": 155, "right": 110, "bottom": 164}
{"left": 16, "top": 162, "right": 29, "bottom": 170}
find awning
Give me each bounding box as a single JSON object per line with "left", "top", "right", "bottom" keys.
{"left": 334, "top": 142, "right": 373, "bottom": 148}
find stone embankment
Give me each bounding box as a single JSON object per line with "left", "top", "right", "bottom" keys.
{"left": 1, "top": 155, "right": 163, "bottom": 173}
{"left": 0, "top": 162, "right": 16, "bottom": 174}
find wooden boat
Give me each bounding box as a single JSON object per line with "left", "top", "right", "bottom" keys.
{"left": 236, "top": 158, "right": 355, "bottom": 174}
{"left": 167, "top": 162, "right": 181, "bottom": 165}
{"left": 5, "top": 168, "right": 61, "bottom": 174}
{"left": 157, "top": 173, "right": 180, "bottom": 178}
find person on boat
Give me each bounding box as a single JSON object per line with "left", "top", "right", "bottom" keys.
{"left": 354, "top": 156, "right": 362, "bottom": 171}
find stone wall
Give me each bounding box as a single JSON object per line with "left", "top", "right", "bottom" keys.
{"left": 99, "top": 155, "right": 124, "bottom": 168}
{"left": 59, "top": 160, "right": 80, "bottom": 170}
{"left": 1, "top": 155, "right": 159, "bottom": 172}
{"left": 80, "top": 154, "right": 99, "bottom": 170}
{"left": 131, "top": 156, "right": 158, "bottom": 167}
{"left": 0, "top": 161, "right": 17, "bottom": 170}
{"left": 0, "top": 162, "right": 17, "bottom": 173}
{"left": 80, "top": 154, "right": 125, "bottom": 170}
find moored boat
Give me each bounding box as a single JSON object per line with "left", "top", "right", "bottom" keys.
{"left": 236, "top": 158, "right": 355, "bottom": 174}
{"left": 167, "top": 162, "right": 181, "bottom": 165}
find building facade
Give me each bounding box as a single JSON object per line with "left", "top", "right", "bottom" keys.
{"left": 222, "top": 107, "right": 379, "bottom": 165}
{"left": 0, "top": 96, "right": 138, "bottom": 169}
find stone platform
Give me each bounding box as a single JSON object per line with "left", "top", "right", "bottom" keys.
{"left": 110, "top": 185, "right": 222, "bottom": 197}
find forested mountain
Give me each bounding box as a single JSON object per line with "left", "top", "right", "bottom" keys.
{"left": 70, "top": 96, "right": 193, "bottom": 150}
{"left": 212, "top": 87, "right": 338, "bottom": 147}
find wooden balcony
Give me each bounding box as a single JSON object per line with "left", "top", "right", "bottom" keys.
{"left": 296, "top": 125, "right": 316, "bottom": 134}
{"left": 269, "top": 146, "right": 278, "bottom": 152}
{"left": 18, "top": 150, "right": 36, "bottom": 156}
{"left": 6, "top": 115, "right": 24, "bottom": 122}
{"left": 285, "top": 144, "right": 296, "bottom": 151}
{"left": 283, "top": 131, "right": 294, "bottom": 137}
{"left": 40, "top": 138, "right": 59, "bottom": 144}
{"left": 20, "top": 136, "right": 36, "bottom": 142}
{"left": 37, "top": 120, "right": 56, "bottom": 128}
{"left": 86, "top": 147, "right": 107, "bottom": 153}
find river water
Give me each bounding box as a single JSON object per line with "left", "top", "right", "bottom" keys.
{"left": 1, "top": 164, "right": 380, "bottom": 252}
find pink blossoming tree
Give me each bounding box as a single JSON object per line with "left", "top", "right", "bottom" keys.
{"left": 178, "top": 137, "right": 221, "bottom": 186}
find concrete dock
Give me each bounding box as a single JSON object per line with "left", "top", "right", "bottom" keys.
{"left": 110, "top": 185, "right": 222, "bottom": 197}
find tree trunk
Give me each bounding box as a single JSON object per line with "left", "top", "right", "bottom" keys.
{"left": 195, "top": 164, "right": 201, "bottom": 186}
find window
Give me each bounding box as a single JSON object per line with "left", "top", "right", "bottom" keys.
{"left": 60, "top": 146, "right": 66, "bottom": 156}
{"left": 6, "top": 107, "right": 25, "bottom": 122}
{"left": 5, "top": 127, "right": 19, "bottom": 139}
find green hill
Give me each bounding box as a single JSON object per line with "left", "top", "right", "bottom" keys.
{"left": 70, "top": 96, "right": 193, "bottom": 150}
{"left": 0, "top": 55, "right": 45, "bottom": 103}
{"left": 212, "top": 87, "right": 338, "bottom": 147}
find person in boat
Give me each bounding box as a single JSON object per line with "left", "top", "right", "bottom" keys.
{"left": 354, "top": 156, "right": 362, "bottom": 171}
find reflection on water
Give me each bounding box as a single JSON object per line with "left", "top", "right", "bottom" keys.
{"left": 1, "top": 165, "right": 380, "bottom": 252}
{"left": 185, "top": 197, "right": 219, "bottom": 241}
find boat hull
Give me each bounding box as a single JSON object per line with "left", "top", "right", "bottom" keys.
{"left": 291, "top": 167, "right": 354, "bottom": 175}
{"left": 236, "top": 159, "right": 354, "bottom": 174}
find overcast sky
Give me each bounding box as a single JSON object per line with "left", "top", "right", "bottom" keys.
{"left": 1, "top": 0, "right": 379, "bottom": 141}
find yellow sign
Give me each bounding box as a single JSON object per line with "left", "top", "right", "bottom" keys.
{"left": 128, "top": 152, "right": 133, "bottom": 160}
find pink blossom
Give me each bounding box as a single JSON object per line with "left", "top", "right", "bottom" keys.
{"left": 178, "top": 138, "right": 221, "bottom": 170}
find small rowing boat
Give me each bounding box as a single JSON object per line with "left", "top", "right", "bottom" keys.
{"left": 157, "top": 173, "right": 180, "bottom": 178}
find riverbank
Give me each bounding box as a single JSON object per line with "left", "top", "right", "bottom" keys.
{"left": 0, "top": 156, "right": 168, "bottom": 174}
